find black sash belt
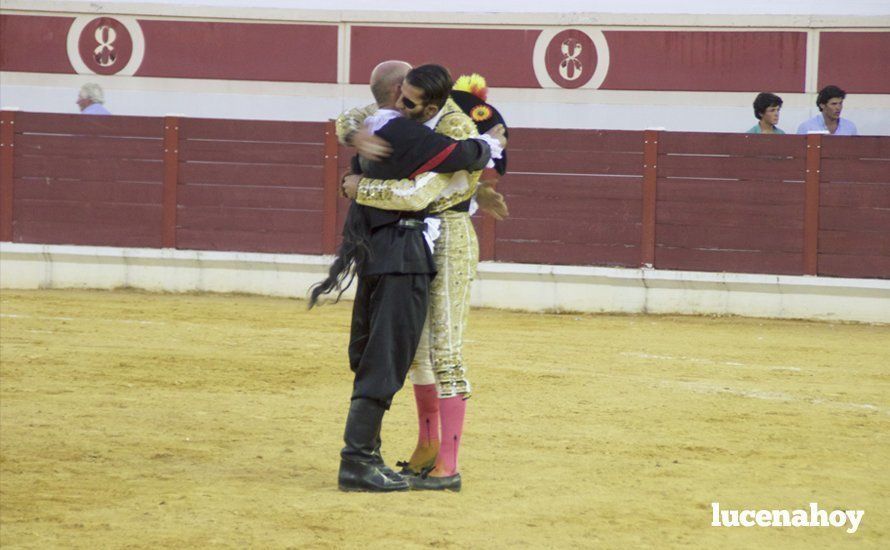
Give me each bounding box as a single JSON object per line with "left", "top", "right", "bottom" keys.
{"left": 397, "top": 219, "right": 427, "bottom": 231}
{"left": 448, "top": 198, "right": 472, "bottom": 213}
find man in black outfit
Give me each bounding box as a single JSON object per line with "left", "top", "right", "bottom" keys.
{"left": 310, "top": 61, "right": 500, "bottom": 492}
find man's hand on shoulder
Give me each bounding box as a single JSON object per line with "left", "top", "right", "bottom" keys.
{"left": 341, "top": 173, "right": 361, "bottom": 199}
{"left": 485, "top": 124, "right": 507, "bottom": 150}
{"left": 351, "top": 129, "right": 393, "bottom": 161}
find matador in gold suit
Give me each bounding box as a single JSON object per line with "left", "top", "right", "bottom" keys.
{"left": 337, "top": 72, "right": 507, "bottom": 491}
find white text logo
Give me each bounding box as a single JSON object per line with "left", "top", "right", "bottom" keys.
{"left": 711, "top": 502, "right": 863, "bottom": 534}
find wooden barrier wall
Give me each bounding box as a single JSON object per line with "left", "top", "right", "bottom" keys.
{"left": 654, "top": 132, "right": 805, "bottom": 275}
{"left": 174, "top": 118, "right": 328, "bottom": 254}
{"left": 4, "top": 112, "right": 165, "bottom": 248}
{"left": 0, "top": 111, "right": 888, "bottom": 279}
{"left": 496, "top": 129, "right": 644, "bottom": 267}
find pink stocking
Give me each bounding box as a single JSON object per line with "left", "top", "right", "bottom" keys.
{"left": 435, "top": 396, "right": 467, "bottom": 476}
{"left": 414, "top": 384, "right": 440, "bottom": 446}
{"left": 403, "top": 384, "right": 440, "bottom": 472}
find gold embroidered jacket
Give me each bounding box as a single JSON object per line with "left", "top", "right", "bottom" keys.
{"left": 335, "top": 99, "right": 483, "bottom": 214}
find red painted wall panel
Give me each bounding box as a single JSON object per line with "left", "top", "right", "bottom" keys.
{"left": 349, "top": 26, "right": 540, "bottom": 87}
{"left": 15, "top": 156, "right": 163, "bottom": 182}
{"left": 655, "top": 199, "right": 804, "bottom": 229}
{"left": 11, "top": 113, "right": 165, "bottom": 247}
{"left": 179, "top": 139, "right": 323, "bottom": 165}
{"left": 14, "top": 200, "right": 163, "bottom": 248}
{"left": 819, "top": 254, "right": 890, "bottom": 279}
{"left": 177, "top": 185, "right": 323, "bottom": 210}
{"left": 819, "top": 229, "right": 890, "bottom": 256}
{"left": 14, "top": 179, "right": 162, "bottom": 204}
{"left": 820, "top": 205, "right": 890, "bottom": 231}
{"left": 657, "top": 179, "right": 804, "bottom": 206}
{"left": 816, "top": 135, "right": 890, "bottom": 277}
{"left": 4, "top": 110, "right": 889, "bottom": 278}
{"left": 176, "top": 227, "right": 323, "bottom": 254}
{"left": 657, "top": 155, "right": 805, "bottom": 182}
{"left": 0, "top": 15, "right": 74, "bottom": 74}
{"left": 15, "top": 133, "right": 162, "bottom": 159}
{"left": 657, "top": 132, "right": 806, "bottom": 182}
{"left": 821, "top": 158, "right": 890, "bottom": 184}
{"left": 496, "top": 216, "right": 641, "bottom": 245}
{"left": 504, "top": 174, "right": 642, "bottom": 201}
{"left": 658, "top": 223, "right": 801, "bottom": 252}
{"left": 602, "top": 31, "right": 807, "bottom": 92}
{"left": 15, "top": 219, "right": 163, "bottom": 248}
{"left": 493, "top": 158, "right": 643, "bottom": 267}
{"left": 509, "top": 150, "right": 643, "bottom": 175}
{"left": 656, "top": 248, "right": 803, "bottom": 275}
{"left": 659, "top": 132, "right": 804, "bottom": 158}
{"left": 178, "top": 163, "right": 321, "bottom": 187}
{"left": 821, "top": 136, "right": 890, "bottom": 159}
{"left": 175, "top": 118, "right": 326, "bottom": 253}
{"left": 818, "top": 32, "right": 890, "bottom": 94}
{"left": 497, "top": 241, "right": 641, "bottom": 268}
{"left": 509, "top": 129, "right": 643, "bottom": 152}
{"left": 16, "top": 112, "right": 163, "bottom": 137}
{"left": 821, "top": 182, "right": 890, "bottom": 208}
{"left": 652, "top": 131, "right": 809, "bottom": 275}
{"left": 136, "top": 21, "right": 337, "bottom": 82}
{"left": 180, "top": 118, "right": 326, "bottom": 142}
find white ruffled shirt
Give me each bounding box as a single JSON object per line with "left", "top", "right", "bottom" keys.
{"left": 362, "top": 108, "right": 504, "bottom": 252}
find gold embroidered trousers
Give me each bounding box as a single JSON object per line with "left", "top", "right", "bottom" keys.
{"left": 409, "top": 210, "right": 479, "bottom": 398}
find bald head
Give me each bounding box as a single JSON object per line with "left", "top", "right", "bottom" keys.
{"left": 370, "top": 60, "right": 411, "bottom": 108}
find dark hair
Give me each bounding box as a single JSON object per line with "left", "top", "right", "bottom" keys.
{"left": 753, "top": 92, "right": 783, "bottom": 120}
{"left": 308, "top": 202, "right": 370, "bottom": 309}
{"left": 817, "top": 85, "right": 846, "bottom": 111}
{"left": 405, "top": 64, "right": 453, "bottom": 109}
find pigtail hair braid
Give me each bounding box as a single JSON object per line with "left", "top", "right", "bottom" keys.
{"left": 308, "top": 202, "right": 371, "bottom": 308}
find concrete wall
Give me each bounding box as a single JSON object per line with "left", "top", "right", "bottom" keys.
{"left": 3, "top": 242, "right": 888, "bottom": 323}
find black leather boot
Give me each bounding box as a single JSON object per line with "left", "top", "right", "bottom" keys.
{"left": 373, "top": 433, "right": 405, "bottom": 483}
{"left": 338, "top": 398, "right": 408, "bottom": 492}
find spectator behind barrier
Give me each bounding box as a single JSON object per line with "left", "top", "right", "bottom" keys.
{"left": 797, "top": 85, "right": 857, "bottom": 135}
{"left": 747, "top": 92, "right": 785, "bottom": 134}
{"left": 77, "top": 83, "right": 111, "bottom": 115}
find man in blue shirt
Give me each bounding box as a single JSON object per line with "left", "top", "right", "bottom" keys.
{"left": 797, "top": 85, "right": 857, "bottom": 135}
{"left": 76, "top": 83, "right": 111, "bottom": 115}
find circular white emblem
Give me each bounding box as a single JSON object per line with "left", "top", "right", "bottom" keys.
{"left": 533, "top": 28, "right": 610, "bottom": 89}
{"left": 67, "top": 15, "right": 145, "bottom": 76}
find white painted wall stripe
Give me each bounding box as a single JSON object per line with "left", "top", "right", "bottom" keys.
{"left": 2, "top": 243, "right": 888, "bottom": 324}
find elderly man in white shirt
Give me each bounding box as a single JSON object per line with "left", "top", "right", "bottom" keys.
{"left": 76, "top": 83, "right": 111, "bottom": 115}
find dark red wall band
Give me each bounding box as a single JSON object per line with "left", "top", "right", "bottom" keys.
{"left": 6, "top": 14, "right": 887, "bottom": 93}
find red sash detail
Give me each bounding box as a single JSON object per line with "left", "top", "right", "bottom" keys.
{"left": 410, "top": 143, "right": 457, "bottom": 179}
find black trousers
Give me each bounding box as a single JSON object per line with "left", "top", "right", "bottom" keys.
{"left": 348, "top": 272, "right": 431, "bottom": 409}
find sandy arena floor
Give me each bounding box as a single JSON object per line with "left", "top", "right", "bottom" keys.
{"left": 0, "top": 289, "right": 887, "bottom": 548}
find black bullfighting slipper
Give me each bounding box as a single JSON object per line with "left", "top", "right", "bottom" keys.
{"left": 407, "top": 471, "right": 462, "bottom": 492}
{"left": 396, "top": 459, "right": 435, "bottom": 476}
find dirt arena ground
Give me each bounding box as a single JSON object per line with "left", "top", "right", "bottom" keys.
{"left": 0, "top": 289, "right": 887, "bottom": 548}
